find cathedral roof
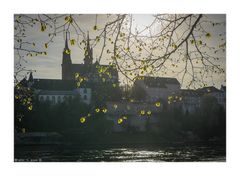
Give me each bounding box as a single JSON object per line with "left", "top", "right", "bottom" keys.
{"left": 31, "top": 79, "right": 89, "bottom": 91}
{"left": 142, "top": 76, "right": 180, "bottom": 88}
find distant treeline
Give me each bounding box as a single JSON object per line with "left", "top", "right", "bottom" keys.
{"left": 14, "top": 95, "right": 226, "bottom": 142}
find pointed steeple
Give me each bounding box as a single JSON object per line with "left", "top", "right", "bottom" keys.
{"left": 84, "top": 31, "right": 93, "bottom": 65}
{"left": 62, "top": 31, "right": 72, "bottom": 80}
{"left": 62, "top": 31, "right": 72, "bottom": 64}
{"left": 64, "top": 31, "right": 69, "bottom": 50}
{"left": 86, "top": 31, "right": 91, "bottom": 52}
{"left": 28, "top": 72, "right": 33, "bottom": 82}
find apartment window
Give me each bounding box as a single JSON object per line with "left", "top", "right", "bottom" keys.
{"left": 57, "top": 96, "right": 61, "bottom": 103}
{"left": 39, "top": 96, "right": 44, "bottom": 101}
{"left": 52, "top": 96, "right": 55, "bottom": 104}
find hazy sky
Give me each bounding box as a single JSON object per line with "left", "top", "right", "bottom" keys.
{"left": 14, "top": 14, "right": 226, "bottom": 88}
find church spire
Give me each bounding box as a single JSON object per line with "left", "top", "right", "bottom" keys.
{"left": 62, "top": 31, "right": 72, "bottom": 80}
{"left": 84, "top": 31, "right": 93, "bottom": 65}
{"left": 64, "top": 31, "right": 69, "bottom": 50}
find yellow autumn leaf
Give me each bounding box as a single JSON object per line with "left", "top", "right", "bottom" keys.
{"left": 65, "top": 16, "right": 73, "bottom": 23}
{"left": 28, "top": 105, "right": 33, "bottom": 111}
{"left": 40, "top": 23, "right": 46, "bottom": 32}
{"left": 65, "top": 49, "right": 71, "bottom": 55}
{"left": 80, "top": 117, "right": 86, "bottom": 123}
{"left": 102, "top": 108, "right": 107, "bottom": 113}
{"left": 95, "top": 108, "right": 100, "bottom": 113}
{"left": 147, "top": 110, "right": 152, "bottom": 116}
{"left": 93, "top": 25, "right": 98, "bottom": 30}
{"left": 140, "top": 110, "right": 145, "bottom": 115}
{"left": 155, "top": 102, "right": 161, "bottom": 107}
{"left": 75, "top": 73, "right": 79, "bottom": 79}
{"left": 70, "top": 39, "right": 75, "bottom": 45}
{"left": 118, "top": 118, "right": 123, "bottom": 124}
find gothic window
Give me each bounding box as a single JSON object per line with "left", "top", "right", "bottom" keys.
{"left": 84, "top": 88, "right": 87, "bottom": 94}
{"left": 63, "top": 96, "right": 67, "bottom": 101}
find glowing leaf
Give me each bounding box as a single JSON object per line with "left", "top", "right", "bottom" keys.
{"left": 80, "top": 117, "right": 86, "bottom": 123}
{"left": 22, "top": 128, "right": 26, "bottom": 133}
{"left": 112, "top": 83, "right": 116, "bottom": 88}
{"left": 155, "top": 102, "right": 161, "bottom": 107}
{"left": 44, "top": 43, "right": 48, "bottom": 48}
{"left": 140, "top": 110, "right": 145, "bottom": 115}
{"left": 77, "top": 82, "right": 81, "bottom": 87}
{"left": 113, "top": 104, "right": 118, "bottom": 109}
{"left": 95, "top": 108, "right": 100, "bottom": 113}
{"left": 65, "top": 49, "right": 71, "bottom": 55}
{"left": 147, "top": 111, "right": 152, "bottom": 116}
{"left": 122, "top": 116, "right": 127, "bottom": 120}
{"left": 102, "top": 108, "right": 107, "bottom": 113}
{"left": 87, "top": 113, "right": 91, "bottom": 117}
{"left": 118, "top": 118, "right": 123, "bottom": 124}
{"left": 28, "top": 105, "right": 33, "bottom": 111}
{"left": 75, "top": 73, "right": 79, "bottom": 79}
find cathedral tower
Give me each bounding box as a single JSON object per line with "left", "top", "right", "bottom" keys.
{"left": 62, "top": 32, "right": 72, "bottom": 80}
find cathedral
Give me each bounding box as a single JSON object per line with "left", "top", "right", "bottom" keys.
{"left": 18, "top": 32, "right": 119, "bottom": 105}
{"left": 61, "top": 32, "right": 118, "bottom": 83}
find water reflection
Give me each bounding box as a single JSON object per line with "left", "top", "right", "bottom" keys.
{"left": 14, "top": 143, "right": 226, "bottom": 162}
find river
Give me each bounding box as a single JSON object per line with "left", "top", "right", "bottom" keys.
{"left": 14, "top": 142, "right": 225, "bottom": 162}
